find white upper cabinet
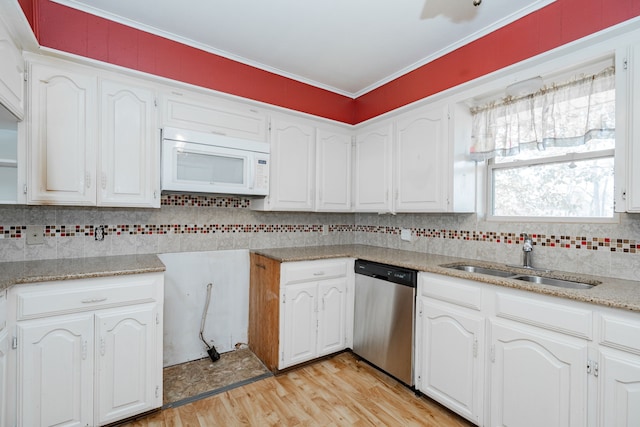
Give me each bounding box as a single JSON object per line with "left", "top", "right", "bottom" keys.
{"left": 28, "top": 59, "right": 98, "bottom": 205}
{"left": 316, "top": 127, "right": 352, "bottom": 212}
{"left": 161, "top": 90, "right": 267, "bottom": 141}
{"left": 620, "top": 42, "right": 640, "bottom": 212}
{"left": 353, "top": 123, "right": 393, "bottom": 212}
{"left": 252, "top": 116, "right": 316, "bottom": 211}
{"left": 353, "top": 103, "right": 474, "bottom": 214}
{"left": 394, "top": 104, "right": 448, "bottom": 212}
{"left": 27, "top": 55, "right": 160, "bottom": 207}
{"left": 0, "top": 16, "right": 24, "bottom": 119}
{"left": 99, "top": 79, "right": 159, "bottom": 207}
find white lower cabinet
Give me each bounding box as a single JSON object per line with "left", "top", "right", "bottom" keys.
{"left": 279, "top": 259, "right": 353, "bottom": 369}
{"left": 416, "top": 272, "right": 485, "bottom": 425}
{"left": 317, "top": 279, "right": 348, "bottom": 356}
{"left": 9, "top": 272, "right": 164, "bottom": 427}
{"left": 417, "top": 271, "right": 640, "bottom": 427}
{"left": 598, "top": 348, "right": 640, "bottom": 426}
{"left": 596, "top": 309, "right": 640, "bottom": 426}
{"left": 0, "top": 327, "right": 8, "bottom": 427}
{"left": 18, "top": 313, "right": 94, "bottom": 427}
{"left": 416, "top": 297, "right": 484, "bottom": 424}
{"left": 282, "top": 281, "right": 318, "bottom": 367}
{"left": 95, "top": 305, "right": 158, "bottom": 425}
{"left": 489, "top": 320, "right": 588, "bottom": 427}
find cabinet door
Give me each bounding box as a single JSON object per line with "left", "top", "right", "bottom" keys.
{"left": 268, "top": 118, "right": 315, "bottom": 211}
{"left": 354, "top": 124, "right": 393, "bottom": 212}
{"left": 417, "top": 298, "right": 483, "bottom": 424}
{"left": 394, "top": 105, "right": 448, "bottom": 212}
{"left": 28, "top": 61, "right": 97, "bottom": 205}
{"left": 489, "top": 321, "right": 588, "bottom": 427}
{"left": 626, "top": 43, "right": 640, "bottom": 212}
{"left": 598, "top": 348, "right": 640, "bottom": 427}
{"left": 281, "top": 282, "right": 317, "bottom": 368}
{"left": 161, "top": 91, "right": 267, "bottom": 141}
{"left": 18, "top": 313, "right": 94, "bottom": 427}
{"left": 0, "top": 329, "right": 7, "bottom": 427}
{"left": 0, "top": 20, "right": 24, "bottom": 118}
{"left": 317, "top": 278, "right": 347, "bottom": 356}
{"left": 95, "top": 304, "right": 159, "bottom": 425}
{"left": 316, "top": 128, "right": 352, "bottom": 212}
{"left": 99, "top": 79, "right": 159, "bottom": 207}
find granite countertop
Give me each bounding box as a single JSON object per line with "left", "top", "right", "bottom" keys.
{"left": 253, "top": 244, "right": 640, "bottom": 313}
{"left": 0, "top": 254, "right": 166, "bottom": 292}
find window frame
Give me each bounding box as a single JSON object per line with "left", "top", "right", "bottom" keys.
{"left": 486, "top": 148, "right": 618, "bottom": 223}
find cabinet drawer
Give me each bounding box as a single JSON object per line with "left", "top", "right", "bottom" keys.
{"left": 419, "top": 272, "right": 482, "bottom": 311}
{"left": 495, "top": 291, "right": 592, "bottom": 340}
{"left": 14, "top": 273, "right": 162, "bottom": 320}
{"left": 599, "top": 312, "right": 640, "bottom": 355}
{"left": 281, "top": 259, "right": 348, "bottom": 285}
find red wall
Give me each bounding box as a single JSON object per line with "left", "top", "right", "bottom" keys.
{"left": 354, "top": 0, "right": 640, "bottom": 122}
{"left": 19, "top": 0, "right": 640, "bottom": 125}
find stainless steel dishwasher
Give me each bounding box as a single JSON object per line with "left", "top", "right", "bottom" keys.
{"left": 353, "top": 259, "right": 417, "bottom": 386}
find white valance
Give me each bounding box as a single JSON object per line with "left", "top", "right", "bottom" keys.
{"left": 470, "top": 67, "right": 616, "bottom": 161}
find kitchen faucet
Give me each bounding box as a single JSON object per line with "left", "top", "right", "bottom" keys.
{"left": 522, "top": 233, "right": 533, "bottom": 268}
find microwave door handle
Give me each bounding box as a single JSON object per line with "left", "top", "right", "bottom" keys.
{"left": 247, "top": 158, "right": 254, "bottom": 190}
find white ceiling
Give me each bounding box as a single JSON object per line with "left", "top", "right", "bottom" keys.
{"left": 51, "top": 0, "right": 555, "bottom": 98}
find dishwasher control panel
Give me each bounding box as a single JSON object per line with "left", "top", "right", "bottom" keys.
{"left": 354, "top": 259, "right": 417, "bottom": 287}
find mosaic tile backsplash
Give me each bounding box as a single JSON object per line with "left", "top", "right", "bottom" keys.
{"left": 0, "top": 194, "right": 638, "bottom": 281}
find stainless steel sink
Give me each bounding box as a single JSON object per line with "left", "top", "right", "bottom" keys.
{"left": 512, "top": 275, "right": 596, "bottom": 290}
{"left": 445, "top": 263, "right": 598, "bottom": 290}
{"left": 447, "top": 265, "right": 516, "bottom": 278}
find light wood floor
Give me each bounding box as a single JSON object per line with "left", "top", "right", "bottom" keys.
{"left": 120, "top": 352, "right": 474, "bottom": 427}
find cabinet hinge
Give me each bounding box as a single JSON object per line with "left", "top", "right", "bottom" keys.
{"left": 473, "top": 338, "right": 478, "bottom": 358}
{"left": 155, "top": 386, "right": 160, "bottom": 398}
{"left": 622, "top": 191, "right": 627, "bottom": 201}
{"left": 156, "top": 313, "right": 160, "bottom": 325}
{"left": 23, "top": 67, "right": 28, "bottom": 82}
{"left": 623, "top": 58, "right": 629, "bottom": 70}
{"left": 154, "top": 98, "right": 158, "bottom": 108}
{"left": 12, "top": 336, "right": 17, "bottom": 349}
{"left": 281, "top": 351, "right": 284, "bottom": 362}
{"left": 490, "top": 344, "right": 495, "bottom": 363}
{"left": 23, "top": 184, "right": 27, "bottom": 195}
{"left": 587, "top": 359, "right": 599, "bottom": 377}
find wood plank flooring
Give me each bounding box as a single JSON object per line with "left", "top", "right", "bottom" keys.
{"left": 119, "top": 352, "right": 474, "bottom": 427}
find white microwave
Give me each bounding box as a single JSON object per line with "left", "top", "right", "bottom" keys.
{"left": 161, "top": 127, "right": 269, "bottom": 196}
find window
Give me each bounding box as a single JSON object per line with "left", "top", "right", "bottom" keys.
{"left": 471, "top": 65, "right": 616, "bottom": 219}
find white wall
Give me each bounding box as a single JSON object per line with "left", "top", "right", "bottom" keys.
{"left": 159, "top": 250, "right": 250, "bottom": 367}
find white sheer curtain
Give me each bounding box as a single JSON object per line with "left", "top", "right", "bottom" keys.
{"left": 470, "top": 67, "right": 615, "bottom": 161}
